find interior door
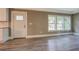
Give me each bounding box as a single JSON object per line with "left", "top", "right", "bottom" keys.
{"left": 11, "top": 11, "right": 27, "bottom": 38}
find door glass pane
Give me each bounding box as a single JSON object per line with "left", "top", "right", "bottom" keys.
{"left": 16, "top": 15, "right": 24, "bottom": 20}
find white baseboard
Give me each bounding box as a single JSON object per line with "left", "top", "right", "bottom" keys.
{"left": 74, "top": 33, "right": 79, "bottom": 35}
{"left": 9, "top": 33, "right": 73, "bottom": 39}
{"left": 8, "top": 37, "right": 14, "bottom": 39}
{"left": 26, "top": 33, "right": 73, "bottom": 38}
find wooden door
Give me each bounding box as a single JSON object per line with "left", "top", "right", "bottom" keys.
{"left": 11, "top": 11, "right": 27, "bottom": 38}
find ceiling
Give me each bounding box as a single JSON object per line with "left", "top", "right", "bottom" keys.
{"left": 16, "top": 8, "right": 79, "bottom": 14}
{"left": 25, "top": 8, "right": 79, "bottom": 14}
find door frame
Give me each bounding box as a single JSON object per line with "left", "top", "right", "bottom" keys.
{"left": 10, "top": 9, "right": 27, "bottom": 39}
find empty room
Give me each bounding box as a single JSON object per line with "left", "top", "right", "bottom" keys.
{"left": 0, "top": 8, "right": 79, "bottom": 51}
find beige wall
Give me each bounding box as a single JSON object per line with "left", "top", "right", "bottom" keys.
{"left": 72, "top": 13, "right": 79, "bottom": 33}
{"left": 27, "top": 10, "right": 71, "bottom": 36}
{"left": 0, "top": 8, "right": 8, "bottom": 21}
{"left": 10, "top": 9, "right": 72, "bottom": 37}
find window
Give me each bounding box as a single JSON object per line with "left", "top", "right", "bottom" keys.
{"left": 16, "top": 15, "right": 24, "bottom": 20}
{"left": 48, "top": 15, "right": 71, "bottom": 32}
{"left": 57, "top": 16, "right": 64, "bottom": 30}
{"left": 48, "top": 15, "right": 56, "bottom": 31}
{"left": 64, "top": 16, "right": 71, "bottom": 30}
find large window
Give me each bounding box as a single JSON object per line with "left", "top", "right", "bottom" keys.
{"left": 48, "top": 15, "right": 56, "bottom": 31}
{"left": 64, "top": 16, "right": 71, "bottom": 30}
{"left": 57, "top": 16, "right": 64, "bottom": 30}
{"left": 48, "top": 15, "right": 71, "bottom": 32}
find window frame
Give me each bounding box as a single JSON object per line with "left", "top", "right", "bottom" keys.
{"left": 48, "top": 15, "right": 71, "bottom": 32}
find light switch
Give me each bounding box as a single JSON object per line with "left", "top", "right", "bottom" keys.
{"left": 29, "top": 23, "right": 32, "bottom": 25}
{"left": 40, "top": 31, "right": 43, "bottom": 33}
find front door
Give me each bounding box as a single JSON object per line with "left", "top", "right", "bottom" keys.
{"left": 11, "top": 11, "right": 27, "bottom": 38}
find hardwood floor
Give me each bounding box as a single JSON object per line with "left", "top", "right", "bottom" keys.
{"left": 0, "top": 35, "right": 79, "bottom": 51}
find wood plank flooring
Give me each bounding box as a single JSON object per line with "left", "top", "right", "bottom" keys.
{"left": 0, "top": 35, "right": 79, "bottom": 51}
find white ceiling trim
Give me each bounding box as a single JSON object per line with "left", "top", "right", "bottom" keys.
{"left": 16, "top": 8, "right": 79, "bottom": 14}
